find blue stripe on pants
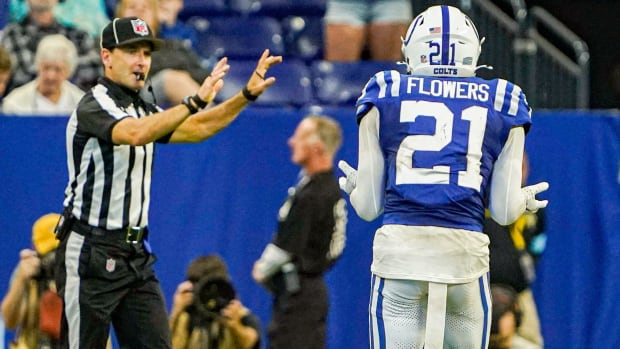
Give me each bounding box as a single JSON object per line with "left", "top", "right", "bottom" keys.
{"left": 479, "top": 274, "right": 490, "bottom": 349}
{"left": 369, "top": 275, "right": 387, "bottom": 349}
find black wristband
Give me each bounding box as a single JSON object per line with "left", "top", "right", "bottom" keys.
{"left": 182, "top": 96, "right": 198, "bottom": 114}
{"left": 191, "top": 94, "right": 208, "bottom": 109}
{"left": 242, "top": 86, "right": 259, "bottom": 101}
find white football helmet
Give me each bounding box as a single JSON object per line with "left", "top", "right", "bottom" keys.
{"left": 401, "top": 5, "right": 482, "bottom": 77}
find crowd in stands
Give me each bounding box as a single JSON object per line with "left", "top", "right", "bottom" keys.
{"left": 2, "top": 34, "right": 84, "bottom": 115}
{"left": 0, "top": 0, "right": 414, "bottom": 113}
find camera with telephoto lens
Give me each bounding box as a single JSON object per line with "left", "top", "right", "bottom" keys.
{"left": 192, "top": 274, "right": 236, "bottom": 318}
{"left": 35, "top": 250, "right": 57, "bottom": 282}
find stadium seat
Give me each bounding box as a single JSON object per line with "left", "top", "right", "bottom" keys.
{"left": 281, "top": 16, "right": 324, "bottom": 61}
{"left": 229, "top": 0, "right": 326, "bottom": 18}
{"left": 188, "top": 16, "right": 285, "bottom": 60}
{"left": 311, "top": 61, "right": 405, "bottom": 106}
{"left": 179, "top": 0, "right": 230, "bottom": 19}
{"left": 215, "top": 59, "right": 313, "bottom": 108}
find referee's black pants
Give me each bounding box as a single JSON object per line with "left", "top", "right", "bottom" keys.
{"left": 268, "top": 274, "right": 329, "bottom": 349}
{"left": 55, "top": 226, "right": 171, "bottom": 349}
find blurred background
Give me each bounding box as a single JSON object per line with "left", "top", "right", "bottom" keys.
{"left": 1, "top": 1, "right": 619, "bottom": 348}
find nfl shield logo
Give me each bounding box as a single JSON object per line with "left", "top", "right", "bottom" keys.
{"left": 106, "top": 258, "right": 116, "bottom": 272}
{"left": 131, "top": 19, "right": 149, "bottom": 36}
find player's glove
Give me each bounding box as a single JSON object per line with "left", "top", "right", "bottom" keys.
{"left": 338, "top": 160, "right": 357, "bottom": 195}
{"left": 522, "top": 181, "right": 549, "bottom": 212}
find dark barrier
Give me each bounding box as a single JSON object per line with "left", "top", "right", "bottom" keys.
{"left": 1, "top": 109, "right": 618, "bottom": 349}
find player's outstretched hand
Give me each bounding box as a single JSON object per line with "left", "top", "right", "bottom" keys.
{"left": 522, "top": 181, "right": 549, "bottom": 212}
{"left": 244, "top": 49, "right": 283, "bottom": 98}
{"left": 197, "top": 57, "right": 229, "bottom": 104}
{"left": 338, "top": 160, "right": 357, "bottom": 195}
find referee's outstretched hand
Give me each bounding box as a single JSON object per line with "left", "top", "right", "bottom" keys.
{"left": 244, "top": 49, "right": 283, "bottom": 97}
{"left": 197, "top": 57, "right": 230, "bottom": 104}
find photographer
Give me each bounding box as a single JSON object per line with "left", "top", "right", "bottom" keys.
{"left": 170, "top": 255, "right": 260, "bottom": 349}
{"left": 1, "top": 213, "right": 62, "bottom": 349}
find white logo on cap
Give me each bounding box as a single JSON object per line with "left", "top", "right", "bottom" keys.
{"left": 131, "top": 19, "right": 150, "bottom": 36}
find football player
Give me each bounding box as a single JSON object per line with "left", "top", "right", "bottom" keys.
{"left": 338, "top": 5, "right": 549, "bottom": 348}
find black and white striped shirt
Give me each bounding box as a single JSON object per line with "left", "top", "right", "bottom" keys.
{"left": 63, "top": 77, "right": 170, "bottom": 230}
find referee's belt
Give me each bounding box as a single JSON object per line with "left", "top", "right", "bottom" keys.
{"left": 70, "top": 218, "right": 148, "bottom": 243}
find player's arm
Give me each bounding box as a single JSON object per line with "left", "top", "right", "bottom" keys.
{"left": 341, "top": 107, "right": 385, "bottom": 221}
{"left": 168, "top": 50, "right": 283, "bottom": 143}
{"left": 489, "top": 127, "right": 548, "bottom": 225}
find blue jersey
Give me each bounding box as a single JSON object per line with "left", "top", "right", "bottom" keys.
{"left": 356, "top": 72, "right": 531, "bottom": 231}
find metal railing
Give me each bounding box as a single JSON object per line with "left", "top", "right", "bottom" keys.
{"left": 526, "top": 6, "right": 590, "bottom": 109}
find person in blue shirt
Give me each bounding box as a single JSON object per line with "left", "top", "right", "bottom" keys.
{"left": 338, "top": 5, "right": 549, "bottom": 348}
{"left": 157, "top": 0, "right": 198, "bottom": 52}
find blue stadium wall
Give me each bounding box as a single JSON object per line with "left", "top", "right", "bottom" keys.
{"left": 1, "top": 109, "right": 619, "bottom": 349}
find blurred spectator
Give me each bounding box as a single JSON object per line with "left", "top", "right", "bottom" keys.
{"left": 0, "top": 46, "right": 12, "bottom": 106}
{"left": 55, "top": 0, "right": 111, "bottom": 38}
{"left": 489, "top": 284, "right": 541, "bottom": 349}
{"left": 2, "top": 34, "right": 84, "bottom": 115}
{"left": 157, "top": 0, "right": 198, "bottom": 52}
{"left": 115, "top": 0, "right": 209, "bottom": 106}
{"left": 323, "top": 0, "right": 412, "bottom": 61}
{"left": 170, "top": 254, "right": 261, "bottom": 349}
{"left": 1, "top": 0, "right": 100, "bottom": 92}
{"left": 7, "top": 0, "right": 29, "bottom": 23}
{"left": 1, "top": 213, "right": 62, "bottom": 349}
{"left": 9, "top": 0, "right": 110, "bottom": 38}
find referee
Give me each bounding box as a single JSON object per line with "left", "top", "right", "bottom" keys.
{"left": 252, "top": 116, "right": 347, "bottom": 349}
{"left": 54, "top": 17, "right": 282, "bottom": 349}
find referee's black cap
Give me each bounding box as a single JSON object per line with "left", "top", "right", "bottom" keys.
{"left": 100, "top": 17, "right": 163, "bottom": 51}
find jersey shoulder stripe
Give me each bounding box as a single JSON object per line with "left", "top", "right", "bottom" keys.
{"left": 492, "top": 78, "right": 530, "bottom": 117}
{"left": 356, "top": 70, "right": 401, "bottom": 122}
{"left": 376, "top": 70, "right": 402, "bottom": 99}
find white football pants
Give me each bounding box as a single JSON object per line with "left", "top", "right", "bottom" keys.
{"left": 369, "top": 274, "right": 491, "bottom": 349}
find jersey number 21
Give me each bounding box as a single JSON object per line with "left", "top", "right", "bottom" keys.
{"left": 396, "top": 100, "right": 487, "bottom": 192}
